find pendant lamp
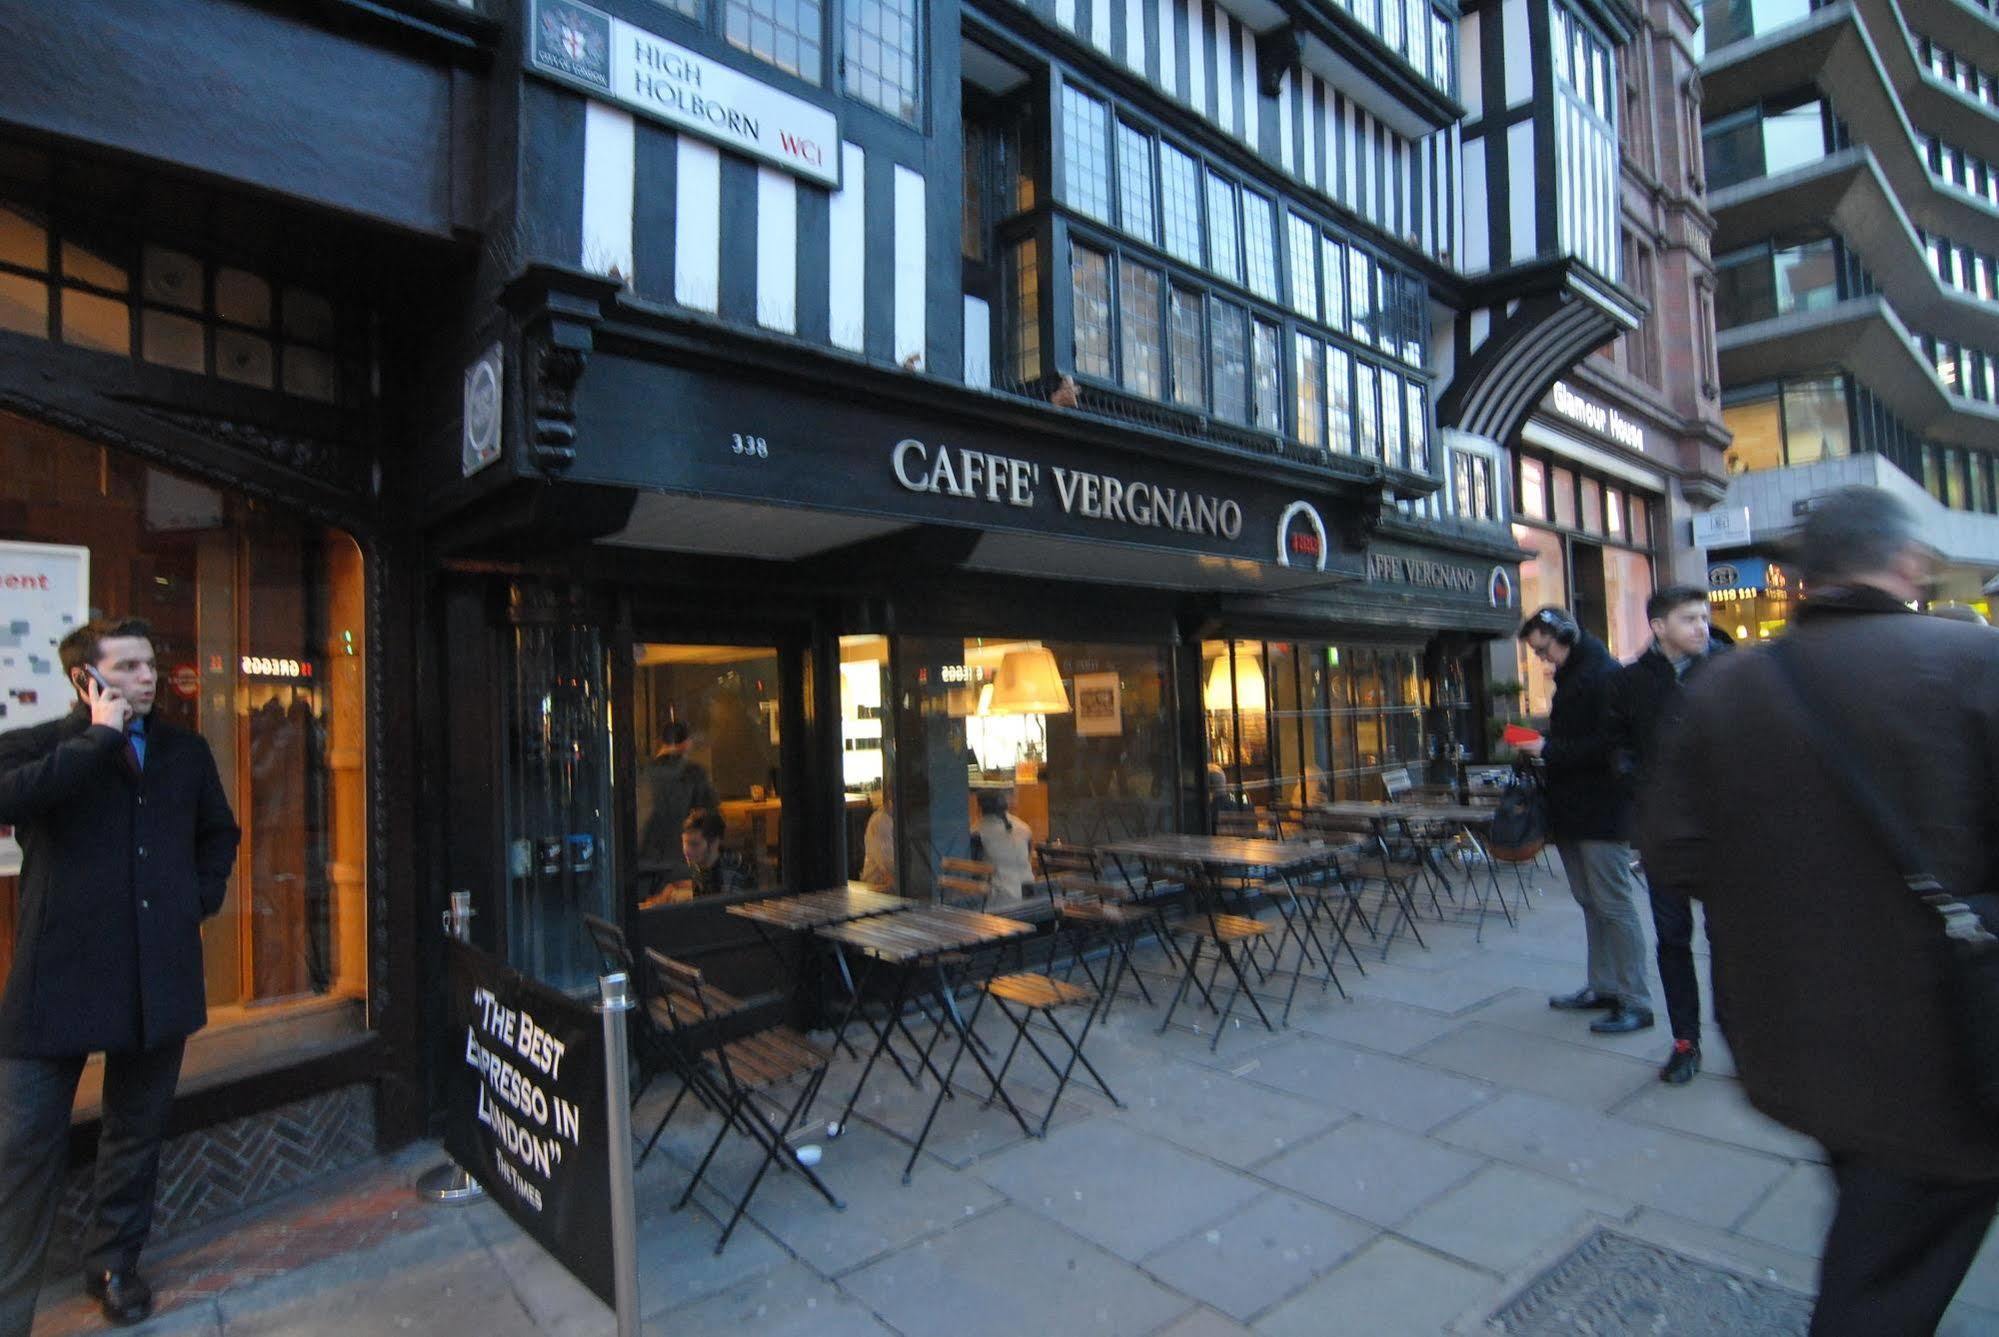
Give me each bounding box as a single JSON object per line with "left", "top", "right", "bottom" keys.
{"left": 988, "top": 646, "right": 1070, "bottom": 714}
{"left": 1204, "top": 646, "right": 1267, "bottom": 712}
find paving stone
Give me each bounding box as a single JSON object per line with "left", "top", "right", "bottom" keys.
{"left": 1138, "top": 1190, "right": 1377, "bottom": 1322}
{"left": 1346, "top": 961, "right": 1515, "bottom": 1015}
{"left": 1456, "top": 988, "right": 1678, "bottom": 1063}
{"left": 1249, "top": 1237, "right": 1496, "bottom": 1337}
{"left": 1149, "top": 1306, "right": 1257, "bottom": 1336}
{"left": 1733, "top": 1164, "right": 1836, "bottom": 1256}
{"left": 1286, "top": 996, "right": 1471, "bottom": 1056}
{"left": 1433, "top": 1092, "right": 1792, "bottom": 1228}
{"left": 836, "top": 1057, "right": 1099, "bottom": 1172}
{"left": 1397, "top": 1163, "right": 1631, "bottom": 1275}
{"left": 1410, "top": 1022, "right": 1657, "bottom": 1110}
{"left": 1109, "top": 1058, "right": 1343, "bottom": 1169}
{"left": 581, "top": 1262, "right": 891, "bottom": 1337}
{"left": 1612, "top": 1074, "right": 1825, "bottom": 1162}
{"left": 219, "top": 1245, "right": 542, "bottom": 1337}
{"left": 971, "top": 1119, "right": 1264, "bottom": 1261}
{"left": 1254, "top": 1119, "right": 1482, "bottom": 1228}
{"left": 1619, "top": 1209, "right": 1822, "bottom": 1293}
{"left": 1941, "top": 1300, "right": 1999, "bottom": 1335}
{"left": 838, "top": 1204, "right": 1189, "bottom": 1337}
{"left": 1240, "top": 1034, "right": 1496, "bottom": 1132}
{"left": 1955, "top": 1220, "right": 1999, "bottom": 1312}
{"left": 626, "top": 1191, "right": 791, "bottom": 1316}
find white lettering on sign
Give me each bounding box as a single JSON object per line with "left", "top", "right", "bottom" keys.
{"left": 1550, "top": 381, "right": 1646, "bottom": 452}
{"left": 1366, "top": 552, "right": 1482, "bottom": 593}
{"left": 889, "top": 439, "right": 1244, "bottom": 541}
{"left": 529, "top": 0, "right": 840, "bottom": 187}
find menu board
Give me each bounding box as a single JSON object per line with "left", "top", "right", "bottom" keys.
{"left": 0, "top": 542, "right": 90, "bottom": 876}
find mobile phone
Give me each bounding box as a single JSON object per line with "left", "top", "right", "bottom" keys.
{"left": 74, "top": 665, "right": 112, "bottom": 696}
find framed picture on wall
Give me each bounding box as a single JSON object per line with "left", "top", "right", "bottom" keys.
{"left": 1073, "top": 671, "right": 1122, "bottom": 737}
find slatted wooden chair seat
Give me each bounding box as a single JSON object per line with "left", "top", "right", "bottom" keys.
{"left": 956, "top": 966, "right": 1121, "bottom": 1137}
{"left": 709, "top": 1025, "right": 829, "bottom": 1091}
{"left": 986, "top": 972, "right": 1093, "bottom": 1010}
{"left": 1174, "top": 911, "right": 1270, "bottom": 944}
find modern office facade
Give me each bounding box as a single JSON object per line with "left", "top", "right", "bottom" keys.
{"left": 1696, "top": 0, "right": 1999, "bottom": 622}
{"left": 0, "top": 0, "right": 1703, "bottom": 1251}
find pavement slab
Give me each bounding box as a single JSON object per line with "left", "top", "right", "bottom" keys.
{"left": 1249, "top": 1237, "right": 1497, "bottom": 1337}
{"left": 1136, "top": 1189, "right": 1378, "bottom": 1322}
{"left": 603, "top": 1262, "right": 894, "bottom": 1337}
{"left": 1397, "top": 1163, "right": 1631, "bottom": 1275}
{"left": 1434, "top": 1091, "right": 1792, "bottom": 1228}
{"left": 1612, "top": 1073, "right": 1825, "bottom": 1162}
{"left": 1254, "top": 1118, "right": 1483, "bottom": 1228}
{"left": 1410, "top": 1021, "right": 1658, "bottom": 1110}
{"left": 1240, "top": 1034, "right": 1497, "bottom": 1132}
{"left": 970, "top": 1118, "right": 1265, "bottom": 1261}
{"left": 1285, "top": 995, "right": 1472, "bottom": 1056}
{"left": 1108, "top": 1057, "right": 1344, "bottom": 1169}
{"left": 837, "top": 1204, "right": 1190, "bottom": 1337}
{"left": 1733, "top": 1164, "right": 1837, "bottom": 1256}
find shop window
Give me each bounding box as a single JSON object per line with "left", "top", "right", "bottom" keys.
{"left": 1518, "top": 456, "right": 1548, "bottom": 521}
{"left": 725, "top": 0, "right": 823, "bottom": 84}
{"left": 630, "top": 643, "right": 786, "bottom": 903}
{"left": 1512, "top": 525, "right": 1566, "bottom": 717}
{"left": 1580, "top": 478, "right": 1604, "bottom": 535}
{"left": 1604, "top": 547, "right": 1654, "bottom": 661}
{"left": 891, "top": 638, "right": 1174, "bottom": 903}
{"left": 0, "top": 412, "right": 369, "bottom": 1102}
{"left": 1551, "top": 467, "right": 1577, "bottom": 528}
{"left": 843, "top": 0, "right": 921, "bottom": 123}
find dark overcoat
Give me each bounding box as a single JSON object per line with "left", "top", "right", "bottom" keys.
{"left": 1539, "top": 632, "right": 1627, "bottom": 841}
{"left": 0, "top": 708, "right": 240, "bottom": 1057}
{"left": 1643, "top": 588, "right": 1999, "bottom": 1181}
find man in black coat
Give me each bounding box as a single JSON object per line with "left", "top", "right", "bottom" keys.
{"left": 1608, "top": 586, "right": 1728, "bottom": 1084}
{"left": 0, "top": 618, "right": 239, "bottom": 1332}
{"left": 1645, "top": 487, "right": 1999, "bottom": 1333}
{"left": 1515, "top": 607, "right": 1653, "bottom": 1034}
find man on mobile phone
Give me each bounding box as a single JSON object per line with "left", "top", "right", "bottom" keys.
{"left": 0, "top": 618, "right": 239, "bottom": 1333}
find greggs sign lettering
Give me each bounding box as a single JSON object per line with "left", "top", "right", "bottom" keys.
{"left": 890, "top": 439, "right": 1245, "bottom": 540}
{"left": 530, "top": 0, "right": 839, "bottom": 187}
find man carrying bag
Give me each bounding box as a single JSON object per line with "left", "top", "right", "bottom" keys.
{"left": 1644, "top": 487, "right": 1999, "bottom": 1335}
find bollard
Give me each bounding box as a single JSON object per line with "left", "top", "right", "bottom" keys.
{"left": 598, "top": 970, "right": 642, "bottom": 1337}
{"left": 417, "top": 891, "right": 487, "bottom": 1204}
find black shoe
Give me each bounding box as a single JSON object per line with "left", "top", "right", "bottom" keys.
{"left": 1590, "top": 1006, "right": 1656, "bottom": 1034}
{"left": 83, "top": 1268, "right": 154, "bottom": 1327}
{"left": 1548, "top": 988, "right": 1619, "bottom": 1011}
{"left": 1660, "top": 1042, "right": 1701, "bottom": 1084}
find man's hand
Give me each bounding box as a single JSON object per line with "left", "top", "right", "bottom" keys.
{"left": 637, "top": 881, "right": 695, "bottom": 911}
{"left": 84, "top": 675, "right": 131, "bottom": 732}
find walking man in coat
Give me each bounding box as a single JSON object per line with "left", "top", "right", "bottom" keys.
{"left": 1609, "top": 586, "right": 1726, "bottom": 1083}
{"left": 0, "top": 618, "right": 240, "bottom": 1333}
{"left": 1515, "top": 607, "right": 1654, "bottom": 1034}
{"left": 1646, "top": 487, "right": 1999, "bottom": 1334}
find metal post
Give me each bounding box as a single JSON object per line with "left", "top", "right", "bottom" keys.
{"left": 417, "top": 891, "right": 487, "bottom": 1204}
{"left": 598, "top": 970, "right": 642, "bottom": 1337}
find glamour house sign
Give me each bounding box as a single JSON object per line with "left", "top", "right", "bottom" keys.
{"left": 1549, "top": 381, "right": 1646, "bottom": 452}
{"left": 529, "top": 0, "right": 840, "bottom": 188}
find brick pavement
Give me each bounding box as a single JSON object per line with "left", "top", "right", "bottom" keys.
{"left": 30, "top": 865, "right": 1999, "bottom": 1335}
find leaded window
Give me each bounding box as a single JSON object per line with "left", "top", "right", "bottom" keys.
{"left": 1119, "top": 259, "right": 1162, "bottom": 398}
{"left": 843, "top": 0, "right": 921, "bottom": 122}
{"left": 725, "top": 0, "right": 823, "bottom": 84}
{"left": 1160, "top": 146, "right": 1203, "bottom": 266}
{"left": 1328, "top": 348, "right": 1353, "bottom": 453}
{"left": 1071, "top": 242, "right": 1113, "bottom": 378}
{"left": 1169, "top": 285, "right": 1206, "bottom": 408}
{"left": 1117, "top": 123, "right": 1157, "bottom": 243}
{"left": 1243, "top": 193, "right": 1279, "bottom": 302}
{"left": 1205, "top": 173, "right": 1241, "bottom": 285}
{"left": 1062, "top": 86, "right": 1113, "bottom": 222}
{"left": 1252, "top": 318, "right": 1281, "bottom": 432}
{"left": 1355, "top": 361, "right": 1379, "bottom": 457}
{"left": 1286, "top": 214, "right": 1318, "bottom": 320}
{"left": 1007, "top": 237, "right": 1042, "bottom": 380}
{"left": 1212, "top": 299, "right": 1248, "bottom": 422}
{"left": 1294, "top": 334, "right": 1324, "bottom": 447}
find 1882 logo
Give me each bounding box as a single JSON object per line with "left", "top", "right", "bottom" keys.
{"left": 1276, "top": 501, "right": 1328, "bottom": 571}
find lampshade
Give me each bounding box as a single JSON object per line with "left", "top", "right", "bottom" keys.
{"left": 1204, "top": 647, "right": 1267, "bottom": 712}
{"left": 987, "top": 646, "right": 1070, "bottom": 714}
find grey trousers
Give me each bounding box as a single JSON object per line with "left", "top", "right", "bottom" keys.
{"left": 0, "top": 1041, "right": 184, "bottom": 1337}
{"left": 1554, "top": 840, "right": 1652, "bottom": 1009}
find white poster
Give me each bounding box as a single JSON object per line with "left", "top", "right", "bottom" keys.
{"left": 0, "top": 541, "right": 91, "bottom": 875}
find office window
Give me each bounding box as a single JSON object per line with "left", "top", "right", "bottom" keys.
{"left": 1206, "top": 173, "right": 1241, "bottom": 284}
{"left": 1321, "top": 237, "right": 1346, "bottom": 329}
{"left": 725, "top": 0, "right": 823, "bottom": 83}
{"left": 1071, "top": 242, "right": 1113, "bottom": 378}
{"left": 1169, "top": 285, "right": 1205, "bottom": 408}
{"left": 1252, "top": 318, "right": 1281, "bottom": 432}
{"left": 1211, "top": 299, "right": 1248, "bottom": 422}
{"left": 1160, "top": 145, "right": 1203, "bottom": 266}
{"left": 1119, "top": 258, "right": 1162, "bottom": 398}
{"left": 1295, "top": 334, "right": 1324, "bottom": 447}
{"left": 1286, "top": 214, "right": 1318, "bottom": 319}
{"left": 843, "top": 0, "right": 921, "bottom": 122}
{"left": 1328, "top": 347, "right": 1353, "bottom": 453}
{"left": 1355, "top": 361, "right": 1379, "bottom": 457}
{"left": 1781, "top": 377, "right": 1850, "bottom": 462}
{"left": 1243, "top": 194, "right": 1279, "bottom": 302}
{"left": 1061, "top": 87, "right": 1113, "bottom": 222}
{"left": 1116, "top": 123, "right": 1156, "bottom": 242}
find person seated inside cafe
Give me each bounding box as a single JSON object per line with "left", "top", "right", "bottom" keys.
{"left": 970, "top": 787, "right": 1035, "bottom": 903}
{"left": 859, "top": 784, "right": 895, "bottom": 890}
{"left": 639, "top": 808, "right": 756, "bottom": 907}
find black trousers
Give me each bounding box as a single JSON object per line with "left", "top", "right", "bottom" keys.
{"left": 0, "top": 1042, "right": 184, "bottom": 1337}
{"left": 1812, "top": 1155, "right": 1999, "bottom": 1337}
{"left": 1648, "top": 882, "right": 1705, "bottom": 1044}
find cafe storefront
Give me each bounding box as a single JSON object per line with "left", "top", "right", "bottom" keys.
{"left": 424, "top": 277, "right": 1522, "bottom": 1006}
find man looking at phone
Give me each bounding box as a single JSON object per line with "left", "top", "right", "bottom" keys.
{"left": 0, "top": 618, "right": 239, "bottom": 1332}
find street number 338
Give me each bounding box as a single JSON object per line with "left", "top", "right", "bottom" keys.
{"left": 731, "top": 434, "right": 770, "bottom": 458}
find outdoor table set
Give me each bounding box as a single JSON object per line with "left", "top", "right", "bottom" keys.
{"left": 1311, "top": 800, "right": 1519, "bottom": 941}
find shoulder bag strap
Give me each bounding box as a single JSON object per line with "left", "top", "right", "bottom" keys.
{"left": 1768, "top": 637, "right": 1994, "bottom": 945}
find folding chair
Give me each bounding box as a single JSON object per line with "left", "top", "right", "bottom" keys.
{"left": 958, "top": 966, "right": 1122, "bottom": 1137}
{"left": 938, "top": 857, "right": 995, "bottom": 910}
{"left": 1157, "top": 860, "right": 1281, "bottom": 1052}
{"left": 583, "top": 913, "right": 715, "bottom": 1130}
{"left": 643, "top": 948, "right": 843, "bottom": 1253}
{"left": 1051, "top": 877, "right": 1158, "bottom": 1013}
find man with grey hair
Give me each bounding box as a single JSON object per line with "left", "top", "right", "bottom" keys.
{"left": 1644, "top": 486, "right": 1999, "bottom": 1334}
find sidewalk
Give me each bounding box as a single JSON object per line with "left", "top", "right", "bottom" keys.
{"left": 31, "top": 870, "right": 1999, "bottom": 1336}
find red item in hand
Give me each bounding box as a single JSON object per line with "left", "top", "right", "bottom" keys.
{"left": 1502, "top": 724, "right": 1544, "bottom": 746}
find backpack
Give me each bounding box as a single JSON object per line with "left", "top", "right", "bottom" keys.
{"left": 1486, "top": 764, "right": 1548, "bottom": 862}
